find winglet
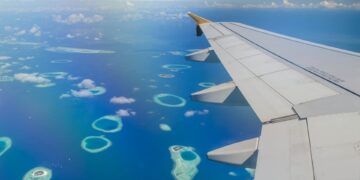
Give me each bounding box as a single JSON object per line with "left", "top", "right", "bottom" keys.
{"left": 188, "top": 12, "right": 211, "bottom": 25}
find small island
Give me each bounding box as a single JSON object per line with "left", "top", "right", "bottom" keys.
{"left": 158, "top": 74, "right": 175, "bottom": 79}
{"left": 162, "top": 64, "right": 191, "bottom": 72}
{"left": 23, "top": 166, "right": 52, "bottom": 180}
{"left": 92, "top": 115, "right": 123, "bottom": 133}
{"left": 198, "top": 82, "right": 216, "bottom": 88}
{"left": 159, "top": 123, "right": 172, "bottom": 132}
{"left": 169, "top": 145, "right": 201, "bottom": 180}
{"left": 0, "top": 137, "right": 12, "bottom": 157}
{"left": 40, "top": 72, "right": 68, "bottom": 78}
{"left": 35, "top": 83, "right": 56, "bottom": 88}
{"left": 50, "top": 59, "right": 72, "bottom": 64}
{"left": 228, "top": 171, "right": 238, "bottom": 177}
{"left": 81, "top": 135, "right": 112, "bottom": 153}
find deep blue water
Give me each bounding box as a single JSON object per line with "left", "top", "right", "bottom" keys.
{"left": 94, "top": 120, "right": 118, "bottom": 130}
{"left": 0, "top": 7, "right": 359, "bottom": 180}
{"left": 85, "top": 138, "right": 108, "bottom": 149}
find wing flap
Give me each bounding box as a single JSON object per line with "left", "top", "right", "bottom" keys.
{"left": 307, "top": 112, "right": 360, "bottom": 180}
{"left": 256, "top": 119, "right": 314, "bottom": 180}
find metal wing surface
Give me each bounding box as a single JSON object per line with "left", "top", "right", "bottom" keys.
{"left": 187, "top": 12, "right": 360, "bottom": 180}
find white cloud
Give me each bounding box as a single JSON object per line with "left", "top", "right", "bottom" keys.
{"left": 4, "top": 26, "right": 13, "bottom": 32}
{"left": 18, "top": 56, "right": 34, "bottom": 61}
{"left": 0, "top": 63, "right": 11, "bottom": 69}
{"left": 59, "top": 93, "right": 71, "bottom": 99}
{"left": 184, "top": 109, "right": 209, "bottom": 117}
{"left": 119, "top": 13, "right": 144, "bottom": 22}
{"left": 77, "top": 79, "right": 96, "bottom": 89}
{"left": 204, "top": 0, "right": 233, "bottom": 8}
{"left": 119, "top": 10, "right": 189, "bottom": 22}
{"left": 110, "top": 96, "right": 136, "bottom": 104}
{"left": 53, "top": 13, "right": 104, "bottom": 25}
{"left": 0, "top": 56, "right": 11, "bottom": 60}
{"left": 61, "top": 79, "right": 105, "bottom": 99}
{"left": 319, "top": 0, "right": 345, "bottom": 8}
{"left": 67, "top": 75, "right": 80, "bottom": 80}
{"left": 15, "top": 30, "right": 26, "bottom": 36}
{"left": 116, "top": 109, "right": 136, "bottom": 117}
{"left": 204, "top": 0, "right": 355, "bottom": 9}
{"left": 94, "top": 32, "right": 103, "bottom": 41}
{"left": 126, "top": 1, "right": 135, "bottom": 7}
{"left": 66, "top": 34, "right": 75, "bottom": 39}
{"left": 14, "top": 73, "right": 51, "bottom": 84}
{"left": 11, "top": 24, "right": 41, "bottom": 37}
{"left": 29, "top": 24, "right": 41, "bottom": 36}
{"left": 168, "top": 51, "right": 184, "bottom": 56}
{"left": 184, "top": 111, "right": 196, "bottom": 117}
{"left": 282, "top": 0, "right": 296, "bottom": 7}
{"left": 159, "top": 11, "right": 187, "bottom": 20}
{"left": 20, "top": 65, "right": 31, "bottom": 70}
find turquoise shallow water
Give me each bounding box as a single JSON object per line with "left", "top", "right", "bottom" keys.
{"left": 0, "top": 142, "right": 5, "bottom": 151}
{"left": 0, "top": 7, "right": 359, "bottom": 180}
{"left": 181, "top": 151, "right": 197, "bottom": 161}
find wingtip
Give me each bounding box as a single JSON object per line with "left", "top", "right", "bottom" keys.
{"left": 187, "top": 12, "right": 210, "bottom": 25}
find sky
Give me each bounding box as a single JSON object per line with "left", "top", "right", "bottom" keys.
{"left": 1, "top": 0, "right": 360, "bottom": 11}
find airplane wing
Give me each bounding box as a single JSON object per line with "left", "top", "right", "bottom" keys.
{"left": 187, "top": 12, "right": 360, "bottom": 180}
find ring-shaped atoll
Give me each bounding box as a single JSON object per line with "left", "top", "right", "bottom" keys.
{"left": 92, "top": 115, "right": 123, "bottom": 133}
{"left": 0, "top": 137, "right": 12, "bottom": 157}
{"left": 23, "top": 166, "right": 52, "bottom": 180}
{"left": 169, "top": 145, "right": 201, "bottom": 180}
{"left": 40, "top": 72, "right": 68, "bottom": 79}
{"left": 162, "top": 64, "right": 191, "bottom": 72}
{"left": 198, "top": 82, "right": 216, "bottom": 88}
{"left": 50, "top": 59, "right": 72, "bottom": 64}
{"left": 35, "top": 83, "right": 56, "bottom": 88}
{"left": 153, "top": 93, "right": 186, "bottom": 108}
{"left": 81, "top": 135, "right": 112, "bottom": 153}
{"left": 88, "top": 86, "right": 106, "bottom": 96}
{"left": 158, "top": 74, "right": 175, "bottom": 79}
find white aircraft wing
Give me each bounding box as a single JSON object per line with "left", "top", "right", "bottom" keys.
{"left": 187, "top": 12, "right": 360, "bottom": 180}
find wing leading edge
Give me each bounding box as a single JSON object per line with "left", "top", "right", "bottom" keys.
{"left": 187, "top": 12, "right": 360, "bottom": 180}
